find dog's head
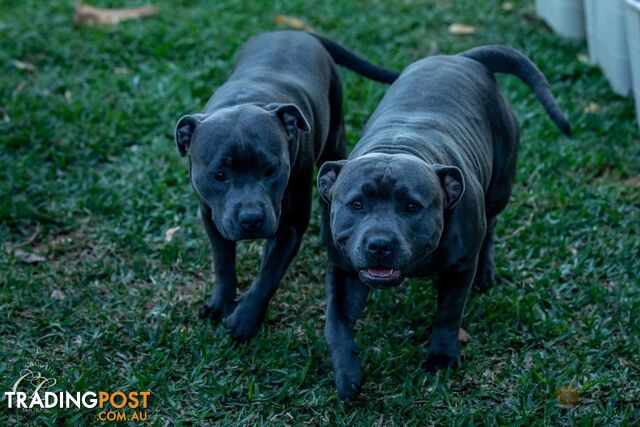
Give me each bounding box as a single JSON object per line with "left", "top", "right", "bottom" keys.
{"left": 318, "top": 152, "right": 464, "bottom": 288}
{"left": 175, "top": 103, "right": 310, "bottom": 240}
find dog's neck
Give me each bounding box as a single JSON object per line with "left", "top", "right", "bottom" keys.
{"left": 354, "top": 150, "right": 427, "bottom": 165}
{"left": 353, "top": 142, "right": 448, "bottom": 167}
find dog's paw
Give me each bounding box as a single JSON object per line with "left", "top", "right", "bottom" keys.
{"left": 198, "top": 295, "right": 237, "bottom": 322}
{"left": 335, "top": 364, "right": 363, "bottom": 403}
{"left": 224, "top": 297, "right": 265, "bottom": 342}
{"left": 472, "top": 262, "right": 495, "bottom": 292}
{"left": 422, "top": 352, "right": 461, "bottom": 373}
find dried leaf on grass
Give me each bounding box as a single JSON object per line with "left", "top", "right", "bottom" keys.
{"left": 458, "top": 328, "right": 471, "bottom": 344}
{"left": 12, "top": 60, "right": 37, "bottom": 72}
{"left": 501, "top": 2, "right": 514, "bottom": 11}
{"left": 74, "top": 3, "right": 160, "bottom": 27}
{"left": 448, "top": 23, "right": 476, "bottom": 35}
{"left": 14, "top": 249, "right": 46, "bottom": 264}
{"left": 165, "top": 226, "right": 181, "bottom": 242}
{"left": 273, "top": 15, "right": 313, "bottom": 31}
{"left": 9, "top": 224, "right": 41, "bottom": 249}
{"left": 584, "top": 102, "right": 600, "bottom": 113}
{"left": 557, "top": 385, "right": 580, "bottom": 407}
{"left": 51, "top": 289, "right": 67, "bottom": 300}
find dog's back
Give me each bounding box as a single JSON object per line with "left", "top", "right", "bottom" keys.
{"left": 226, "top": 31, "right": 333, "bottom": 98}
{"left": 205, "top": 32, "right": 332, "bottom": 117}
{"left": 354, "top": 48, "right": 568, "bottom": 192}
{"left": 354, "top": 55, "right": 504, "bottom": 191}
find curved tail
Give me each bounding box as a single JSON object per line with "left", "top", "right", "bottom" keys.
{"left": 310, "top": 34, "right": 400, "bottom": 84}
{"left": 461, "top": 45, "right": 571, "bottom": 136}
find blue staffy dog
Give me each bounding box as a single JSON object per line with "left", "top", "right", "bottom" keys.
{"left": 317, "top": 45, "right": 571, "bottom": 401}
{"left": 175, "top": 31, "right": 398, "bottom": 342}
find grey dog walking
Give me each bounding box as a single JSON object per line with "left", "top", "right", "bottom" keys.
{"left": 318, "top": 45, "right": 570, "bottom": 401}
{"left": 174, "top": 31, "right": 398, "bottom": 342}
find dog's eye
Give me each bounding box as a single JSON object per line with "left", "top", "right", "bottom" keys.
{"left": 350, "top": 200, "right": 363, "bottom": 210}
{"left": 265, "top": 166, "right": 277, "bottom": 178}
{"left": 213, "top": 172, "right": 227, "bottom": 182}
{"left": 406, "top": 202, "right": 421, "bottom": 213}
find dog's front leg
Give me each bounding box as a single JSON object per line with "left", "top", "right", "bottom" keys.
{"left": 325, "top": 265, "right": 369, "bottom": 402}
{"left": 423, "top": 260, "right": 477, "bottom": 372}
{"left": 225, "top": 225, "right": 302, "bottom": 342}
{"left": 199, "top": 204, "right": 238, "bottom": 322}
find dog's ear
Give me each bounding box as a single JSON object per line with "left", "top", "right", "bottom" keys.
{"left": 175, "top": 114, "right": 206, "bottom": 157}
{"left": 266, "top": 103, "right": 311, "bottom": 165}
{"left": 432, "top": 165, "right": 465, "bottom": 209}
{"left": 266, "top": 103, "right": 311, "bottom": 139}
{"left": 318, "top": 160, "right": 347, "bottom": 203}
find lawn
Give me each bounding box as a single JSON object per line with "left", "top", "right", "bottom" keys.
{"left": 1, "top": 0, "right": 639, "bottom": 424}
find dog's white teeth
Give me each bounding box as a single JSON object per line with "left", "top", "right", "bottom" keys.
{"left": 365, "top": 268, "right": 394, "bottom": 277}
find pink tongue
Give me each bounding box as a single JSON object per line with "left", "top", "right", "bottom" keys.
{"left": 367, "top": 268, "right": 394, "bottom": 277}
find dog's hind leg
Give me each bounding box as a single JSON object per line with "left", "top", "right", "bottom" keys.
{"left": 319, "top": 70, "right": 347, "bottom": 245}
{"left": 474, "top": 98, "right": 519, "bottom": 292}
{"left": 319, "top": 120, "right": 346, "bottom": 246}
{"left": 472, "top": 164, "right": 513, "bottom": 292}
{"left": 472, "top": 216, "right": 497, "bottom": 292}
{"left": 318, "top": 69, "right": 347, "bottom": 166}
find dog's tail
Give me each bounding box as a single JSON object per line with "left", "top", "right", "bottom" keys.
{"left": 461, "top": 45, "right": 571, "bottom": 136}
{"left": 310, "top": 34, "right": 399, "bottom": 84}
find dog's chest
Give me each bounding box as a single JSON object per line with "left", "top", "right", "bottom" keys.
{"left": 409, "top": 252, "right": 447, "bottom": 277}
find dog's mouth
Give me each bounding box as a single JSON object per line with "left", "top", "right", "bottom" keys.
{"left": 358, "top": 268, "right": 404, "bottom": 288}
{"left": 363, "top": 268, "right": 400, "bottom": 278}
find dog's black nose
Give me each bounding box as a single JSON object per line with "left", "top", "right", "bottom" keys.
{"left": 239, "top": 210, "right": 264, "bottom": 230}
{"left": 366, "top": 236, "right": 392, "bottom": 258}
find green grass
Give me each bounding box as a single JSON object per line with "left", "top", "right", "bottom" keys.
{"left": 1, "top": 0, "right": 639, "bottom": 424}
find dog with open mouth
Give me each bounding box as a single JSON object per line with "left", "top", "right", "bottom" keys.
{"left": 317, "top": 45, "right": 570, "bottom": 402}
{"left": 174, "top": 31, "right": 398, "bottom": 343}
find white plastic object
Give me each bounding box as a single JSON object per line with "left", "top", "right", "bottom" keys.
{"left": 535, "top": 0, "right": 586, "bottom": 39}
{"left": 585, "top": 0, "right": 632, "bottom": 96}
{"left": 625, "top": 0, "right": 640, "bottom": 126}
